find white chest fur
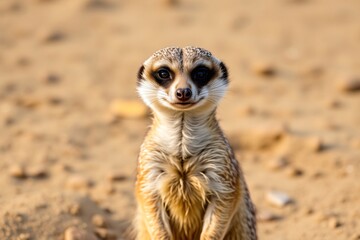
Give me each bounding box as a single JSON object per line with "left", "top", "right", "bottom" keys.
{"left": 152, "top": 110, "right": 218, "bottom": 158}
{"left": 141, "top": 111, "right": 236, "bottom": 231}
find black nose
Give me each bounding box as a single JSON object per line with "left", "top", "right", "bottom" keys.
{"left": 176, "top": 88, "right": 192, "bottom": 101}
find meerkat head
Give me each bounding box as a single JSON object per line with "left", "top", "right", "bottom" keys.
{"left": 137, "top": 46, "right": 229, "bottom": 114}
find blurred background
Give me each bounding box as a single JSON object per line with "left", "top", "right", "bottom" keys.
{"left": 0, "top": 0, "right": 360, "bottom": 239}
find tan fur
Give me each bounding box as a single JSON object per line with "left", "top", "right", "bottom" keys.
{"left": 135, "top": 47, "right": 257, "bottom": 240}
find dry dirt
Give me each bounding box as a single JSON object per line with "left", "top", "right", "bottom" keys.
{"left": 0, "top": 0, "right": 360, "bottom": 239}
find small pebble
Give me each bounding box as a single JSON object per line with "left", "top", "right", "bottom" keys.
{"left": 94, "top": 228, "right": 117, "bottom": 240}
{"left": 102, "top": 207, "right": 113, "bottom": 214}
{"left": 328, "top": 217, "right": 341, "bottom": 228}
{"left": 66, "top": 175, "right": 91, "bottom": 190}
{"left": 9, "top": 165, "right": 27, "bottom": 178}
{"left": 42, "top": 30, "right": 65, "bottom": 43}
{"left": 64, "top": 227, "right": 97, "bottom": 240}
{"left": 267, "top": 156, "right": 288, "bottom": 171}
{"left": 351, "top": 233, "right": 360, "bottom": 240}
{"left": 106, "top": 172, "right": 127, "bottom": 182}
{"left": 320, "top": 120, "right": 339, "bottom": 130}
{"left": 47, "top": 96, "right": 63, "bottom": 105}
{"left": 13, "top": 213, "right": 24, "bottom": 223}
{"left": 92, "top": 214, "right": 106, "bottom": 227}
{"left": 16, "top": 57, "right": 31, "bottom": 67}
{"left": 161, "top": 0, "right": 179, "bottom": 6}
{"left": 238, "top": 123, "right": 287, "bottom": 150}
{"left": 84, "top": 0, "right": 113, "bottom": 10}
{"left": 26, "top": 166, "right": 47, "bottom": 178}
{"left": 301, "top": 207, "right": 314, "bottom": 216}
{"left": 55, "top": 163, "right": 72, "bottom": 172}
{"left": 231, "top": 16, "right": 248, "bottom": 31}
{"left": 314, "top": 211, "right": 335, "bottom": 222}
{"left": 303, "top": 65, "right": 324, "bottom": 77}
{"left": 110, "top": 99, "right": 148, "bottom": 119}
{"left": 3, "top": 115, "right": 16, "bottom": 126}
{"left": 266, "top": 190, "right": 293, "bottom": 207}
{"left": 34, "top": 0, "right": 57, "bottom": 3}
{"left": 237, "top": 105, "right": 256, "bottom": 117}
{"left": 1, "top": 103, "right": 17, "bottom": 126}
{"left": 42, "top": 73, "right": 61, "bottom": 84}
{"left": 326, "top": 99, "right": 342, "bottom": 109}
{"left": 305, "top": 136, "right": 324, "bottom": 152}
{"left": 257, "top": 210, "right": 281, "bottom": 222}
{"left": 102, "top": 114, "right": 119, "bottom": 125}
{"left": 311, "top": 171, "right": 324, "bottom": 179}
{"left": 15, "top": 97, "right": 41, "bottom": 109}
{"left": 287, "top": 0, "right": 309, "bottom": 4}
{"left": 17, "top": 233, "right": 30, "bottom": 240}
{"left": 285, "top": 167, "right": 304, "bottom": 177}
{"left": 256, "top": 123, "right": 287, "bottom": 140}
{"left": 8, "top": 2, "right": 23, "bottom": 11}
{"left": 68, "top": 203, "right": 81, "bottom": 216}
{"left": 251, "top": 62, "right": 276, "bottom": 77}
{"left": 90, "top": 183, "right": 115, "bottom": 203}
{"left": 336, "top": 76, "right": 360, "bottom": 92}
{"left": 102, "top": 182, "right": 115, "bottom": 194}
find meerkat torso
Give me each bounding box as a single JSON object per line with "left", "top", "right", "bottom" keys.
{"left": 135, "top": 47, "right": 257, "bottom": 240}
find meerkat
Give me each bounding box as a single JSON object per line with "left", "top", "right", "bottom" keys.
{"left": 135, "top": 46, "right": 257, "bottom": 240}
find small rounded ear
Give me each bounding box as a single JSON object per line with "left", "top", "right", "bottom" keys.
{"left": 137, "top": 65, "right": 145, "bottom": 86}
{"left": 219, "top": 62, "right": 228, "bottom": 80}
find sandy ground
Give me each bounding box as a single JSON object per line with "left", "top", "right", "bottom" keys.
{"left": 0, "top": 0, "right": 360, "bottom": 239}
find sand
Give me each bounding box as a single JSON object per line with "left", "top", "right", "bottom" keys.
{"left": 0, "top": 0, "right": 360, "bottom": 239}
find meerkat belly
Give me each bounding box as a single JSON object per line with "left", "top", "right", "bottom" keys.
{"left": 157, "top": 158, "right": 209, "bottom": 234}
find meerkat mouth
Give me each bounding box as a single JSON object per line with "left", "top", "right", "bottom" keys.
{"left": 175, "top": 102, "right": 194, "bottom": 105}
{"left": 169, "top": 97, "right": 205, "bottom": 108}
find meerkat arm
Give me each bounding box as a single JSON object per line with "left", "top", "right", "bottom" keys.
{"left": 138, "top": 197, "right": 171, "bottom": 240}
{"left": 136, "top": 160, "right": 171, "bottom": 240}
{"left": 200, "top": 195, "right": 239, "bottom": 240}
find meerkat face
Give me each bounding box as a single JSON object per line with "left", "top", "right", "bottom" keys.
{"left": 137, "top": 46, "right": 229, "bottom": 113}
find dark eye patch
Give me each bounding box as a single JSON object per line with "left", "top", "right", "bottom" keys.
{"left": 219, "top": 62, "right": 228, "bottom": 80}
{"left": 152, "top": 67, "right": 174, "bottom": 88}
{"left": 191, "top": 65, "right": 214, "bottom": 88}
{"left": 137, "top": 65, "right": 145, "bottom": 86}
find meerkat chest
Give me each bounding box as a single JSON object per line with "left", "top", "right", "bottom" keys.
{"left": 155, "top": 155, "right": 210, "bottom": 233}
{"left": 159, "top": 156, "right": 208, "bottom": 197}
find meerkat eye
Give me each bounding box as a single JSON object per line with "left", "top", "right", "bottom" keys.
{"left": 191, "top": 66, "right": 212, "bottom": 86}
{"left": 153, "top": 67, "right": 173, "bottom": 87}
{"left": 156, "top": 68, "right": 172, "bottom": 81}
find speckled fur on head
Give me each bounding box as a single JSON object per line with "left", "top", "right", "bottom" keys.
{"left": 151, "top": 46, "right": 212, "bottom": 60}
{"left": 135, "top": 46, "right": 257, "bottom": 240}
{"left": 147, "top": 46, "right": 214, "bottom": 72}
